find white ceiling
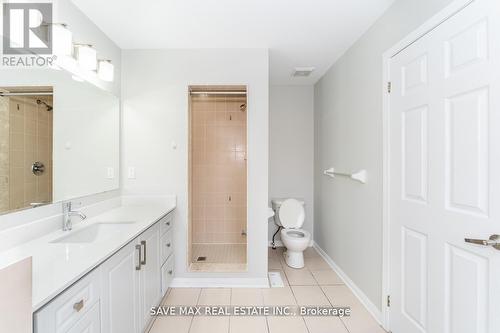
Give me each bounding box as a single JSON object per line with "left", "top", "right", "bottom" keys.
{"left": 71, "top": 0, "right": 394, "bottom": 85}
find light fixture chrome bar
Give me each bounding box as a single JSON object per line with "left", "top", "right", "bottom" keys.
{"left": 0, "top": 92, "right": 53, "bottom": 96}
{"left": 190, "top": 91, "right": 247, "bottom": 95}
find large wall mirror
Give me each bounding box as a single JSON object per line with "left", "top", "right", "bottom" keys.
{"left": 0, "top": 68, "right": 119, "bottom": 214}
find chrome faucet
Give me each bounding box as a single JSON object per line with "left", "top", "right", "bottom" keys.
{"left": 62, "top": 201, "right": 87, "bottom": 231}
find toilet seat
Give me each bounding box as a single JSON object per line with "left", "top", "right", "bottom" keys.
{"left": 282, "top": 229, "right": 310, "bottom": 239}
{"left": 278, "top": 199, "right": 305, "bottom": 229}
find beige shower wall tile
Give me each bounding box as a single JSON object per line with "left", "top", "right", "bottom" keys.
{"left": 10, "top": 133, "right": 24, "bottom": 151}
{"left": 192, "top": 205, "right": 205, "bottom": 220}
{"left": 206, "top": 220, "right": 225, "bottom": 233}
{"left": 10, "top": 114, "right": 24, "bottom": 133}
{"left": 24, "top": 134, "right": 36, "bottom": 152}
{"left": 190, "top": 94, "right": 247, "bottom": 246}
{"left": 206, "top": 205, "right": 225, "bottom": 220}
{"left": 24, "top": 180, "right": 36, "bottom": 196}
{"left": 225, "top": 220, "right": 243, "bottom": 233}
{"left": 25, "top": 117, "right": 36, "bottom": 135}
{"left": 205, "top": 193, "right": 228, "bottom": 206}
{"left": 192, "top": 219, "right": 205, "bottom": 234}
{"left": 225, "top": 206, "right": 246, "bottom": 220}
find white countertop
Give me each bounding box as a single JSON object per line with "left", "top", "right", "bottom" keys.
{"left": 0, "top": 202, "right": 175, "bottom": 311}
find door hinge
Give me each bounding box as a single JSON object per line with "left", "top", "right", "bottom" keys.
{"left": 387, "top": 295, "right": 391, "bottom": 307}
{"left": 387, "top": 81, "right": 392, "bottom": 94}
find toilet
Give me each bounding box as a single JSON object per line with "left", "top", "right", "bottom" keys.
{"left": 271, "top": 198, "right": 310, "bottom": 269}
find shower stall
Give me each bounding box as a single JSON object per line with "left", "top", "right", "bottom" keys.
{"left": 188, "top": 85, "right": 247, "bottom": 272}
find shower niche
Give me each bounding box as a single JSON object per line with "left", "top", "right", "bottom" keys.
{"left": 188, "top": 85, "right": 247, "bottom": 272}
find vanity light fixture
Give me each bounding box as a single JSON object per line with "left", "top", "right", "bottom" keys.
{"left": 97, "top": 59, "right": 114, "bottom": 82}
{"left": 51, "top": 23, "right": 73, "bottom": 56}
{"left": 74, "top": 43, "right": 97, "bottom": 71}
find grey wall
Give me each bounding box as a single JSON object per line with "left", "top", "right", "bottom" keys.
{"left": 121, "top": 49, "right": 269, "bottom": 282}
{"left": 269, "top": 86, "right": 314, "bottom": 243}
{"left": 313, "top": 0, "right": 455, "bottom": 311}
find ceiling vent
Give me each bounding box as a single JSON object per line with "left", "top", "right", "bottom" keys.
{"left": 292, "top": 67, "right": 315, "bottom": 77}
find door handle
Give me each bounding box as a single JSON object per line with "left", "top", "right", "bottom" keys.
{"left": 135, "top": 244, "right": 142, "bottom": 270}
{"left": 464, "top": 234, "right": 500, "bottom": 250}
{"left": 140, "top": 240, "right": 147, "bottom": 265}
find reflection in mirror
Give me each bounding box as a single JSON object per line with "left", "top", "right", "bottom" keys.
{"left": 0, "top": 87, "right": 54, "bottom": 213}
{"left": 0, "top": 68, "right": 120, "bottom": 216}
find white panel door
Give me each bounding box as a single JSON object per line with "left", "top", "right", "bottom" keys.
{"left": 389, "top": 0, "right": 500, "bottom": 332}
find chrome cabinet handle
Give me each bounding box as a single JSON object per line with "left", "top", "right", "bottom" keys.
{"left": 141, "top": 240, "right": 147, "bottom": 265}
{"left": 135, "top": 244, "right": 142, "bottom": 270}
{"left": 73, "top": 299, "right": 84, "bottom": 312}
{"left": 465, "top": 234, "right": 500, "bottom": 250}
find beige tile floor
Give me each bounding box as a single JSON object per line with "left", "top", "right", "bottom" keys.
{"left": 192, "top": 244, "right": 247, "bottom": 264}
{"left": 149, "top": 247, "right": 386, "bottom": 333}
{"left": 190, "top": 243, "right": 247, "bottom": 272}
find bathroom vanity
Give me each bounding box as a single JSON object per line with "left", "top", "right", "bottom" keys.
{"left": 0, "top": 199, "right": 175, "bottom": 333}
{"left": 0, "top": 21, "right": 174, "bottom": 333}
{"left": 27, "top": 204, "right": 175, "bottom": 333}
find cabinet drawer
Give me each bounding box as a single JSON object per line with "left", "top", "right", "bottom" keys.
{"left": 159, "top": 212, "right": 173, "bottom": 236}
{"left": 66, "top": 301, "right": 100, "bottom": 333}
{"left": 34, "top": 268, "right": 100, "bottom": 333}
{"left": 161, "top": 255, "right": 174, "bottom": 296}
{"left": 160, "top": 229, "right": 173, "bottom": 265}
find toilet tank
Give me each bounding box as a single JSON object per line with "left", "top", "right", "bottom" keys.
{"left": 271, "top": 198, "right": 305, "bottom": 227}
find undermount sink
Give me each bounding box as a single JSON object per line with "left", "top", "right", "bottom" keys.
{"left": 51, "top": 222, "right": 136, "bottom": 244}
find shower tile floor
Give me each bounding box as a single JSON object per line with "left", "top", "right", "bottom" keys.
{"left": 150, "top": 247, "right": 387, "bottom": 333}
{"left": 190, "top": 243, "right": 247, "bottom": 272}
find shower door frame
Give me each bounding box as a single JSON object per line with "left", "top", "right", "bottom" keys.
{"left": 187, "top": 85, "right": 248, "bottom": 271}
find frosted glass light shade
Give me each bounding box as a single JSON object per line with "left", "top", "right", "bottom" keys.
{"left": 52, "top": 24, "right": 73, "bottom": 56}
{"left": 75, "top": 44, "right": 97, "bottom": 71}
{"left": 98, "top": 60, "right": 114, "bottom": 82}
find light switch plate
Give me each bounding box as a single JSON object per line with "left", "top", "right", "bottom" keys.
{"left": 128, "top": 167, "right": 136, "bottom": 179}
{"left": 107, "top": 167, "right": 114, "bottom": 179}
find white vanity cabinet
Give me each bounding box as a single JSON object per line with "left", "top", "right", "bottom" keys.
{"left": 34, "top": 211, "right": 175, "bottom": 333}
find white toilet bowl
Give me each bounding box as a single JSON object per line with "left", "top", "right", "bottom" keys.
{"left": 271, "top": 198, "right": 311, "bottom": 269}
{"left": 281, "top": 228, "right": 311, "bottom": 268}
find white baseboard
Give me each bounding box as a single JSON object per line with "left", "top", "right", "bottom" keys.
{"left": 312, "top": 241, "right": 383, "bottom": 325}
{"left": 171, "top": 277, "right": 269, "bottom": 288}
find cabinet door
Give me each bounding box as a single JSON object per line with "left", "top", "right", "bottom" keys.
{"left": 100, "top": 240, "right": 141, "bottom": 333}
{"left": 138, "top": 223, "right": 161, "bottom": 330}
